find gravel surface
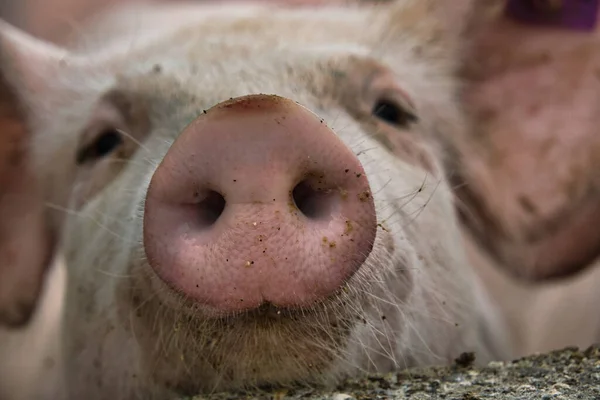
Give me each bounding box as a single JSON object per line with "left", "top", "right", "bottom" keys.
{"left": 184, "top": 345, "right": 600, "bottom": 400}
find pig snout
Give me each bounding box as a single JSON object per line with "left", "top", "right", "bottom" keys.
{"left": 143, "top": 94, "right": 377, "bottom": 314}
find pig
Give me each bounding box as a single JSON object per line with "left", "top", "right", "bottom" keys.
{"left": 0, "top": 0, "right": 106, "bottom": 328}
{"left": 0, "top": 7, "right": 79, "bottom": 400}
{"left": 443, "top": 1, "right": 600, "bottom": 360}
{"left": 448, "top": 0, "right": 600, "bottom": 283}
{"left": 0, "top": 0, "right": 513, "bottom": 398}
{"left": 0, "top": 53, "right": 60, "bottom": 327}
{"left": 0, "top": 13, "right": 82, "bottom": 398}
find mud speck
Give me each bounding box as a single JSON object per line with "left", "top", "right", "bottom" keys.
{"left": 358, "top": 191, "right": 371, "bottom": 202}
{"left": 288, "top": 200, "right": 298, "bottom": 214}
{"left": 377, "top": 223, "right": 389, "bottom": 232}
{"left": 455, "top": 352, "right": 476, "bottom": 368}
{"left": 322, "top": 236, "right": 336, "bottom": 248}
{"left": 344, "top": 220, "right": 353, "bottom": 235}
{"left": 339, "top": 188, "right": 348, "bottom": 200}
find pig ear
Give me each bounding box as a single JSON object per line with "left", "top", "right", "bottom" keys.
{"left": 365, "top": 0, "right": 477, "bottom": 54}
{"left": 0, "top": 21, "right": 69, "bottom": 328}
{"left": 0, "top": 20, "right": 70, "bottom": 101}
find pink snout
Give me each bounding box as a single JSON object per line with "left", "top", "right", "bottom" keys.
{"left": 143, "top": 95, "right": 377, "bottom": 315}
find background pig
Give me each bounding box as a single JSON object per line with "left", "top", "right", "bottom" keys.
{"left": 0, "top": 10, "right": 83, "bottom": 398}
{"left": 0, "top": 0, "right": 511, "bottom": 399}
{"left": 0, "top": 0, "right": 133, "bottom": 328}
{"left": 0, "top": 30, "right": 63, "bottom": 327}
{"left": 0, "top": 9, "right": 137, "bottom": 398}
{"left": 452, "top": 1, "right": 600, "bottom": 357}
{"left": 454, "top": 0, "right": 600, "bottom": 283}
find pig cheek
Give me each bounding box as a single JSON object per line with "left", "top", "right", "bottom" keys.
{"left": 70, "top": 160, "right": 120, "bottom": 210}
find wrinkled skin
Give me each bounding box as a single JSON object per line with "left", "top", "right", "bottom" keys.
{"left": 0, "top": 1, "right": 512, "bottom": 399}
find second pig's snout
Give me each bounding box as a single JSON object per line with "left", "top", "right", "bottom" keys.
{"left": 143, "top": 94, "right": 377, "bottom": 315}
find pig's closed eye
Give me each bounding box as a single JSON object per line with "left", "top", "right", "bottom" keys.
{"left": 372, "top": 98, "right": 418, "bottom": 128}
{"left": 76, "top": 128, "right": 124, "bottom": 165}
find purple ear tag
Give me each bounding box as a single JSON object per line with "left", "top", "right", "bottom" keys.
{"left": 505, "top": 0, "right": 599, "bottom": 31}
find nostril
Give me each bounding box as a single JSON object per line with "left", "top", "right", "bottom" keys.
{"left": 292, "top": 180, "right": 337, "bottom": 220}
{"left": 197, "top": 190, "right": 226, "bottom": 228}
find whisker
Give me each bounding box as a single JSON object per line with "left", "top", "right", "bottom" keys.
{"left": 117, "top": 128, "right": 153, "bottom": 155}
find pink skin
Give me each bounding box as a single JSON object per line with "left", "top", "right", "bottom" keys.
{"left": 459, "top": 4, "right": 600, "bottom": 281}
{"left": 144, "top": 94, "right": 377, "bottom": 315}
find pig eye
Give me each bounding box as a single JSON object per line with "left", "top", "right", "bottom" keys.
{"left": 372, "top": 98, "right": 418, "bottom": 128}
{"left": 76, "top": 128, "right": 124, "bottom": 165}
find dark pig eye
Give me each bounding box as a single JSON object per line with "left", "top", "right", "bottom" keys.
{"left": 372, "top": 98, "right": 418, "bottom": 128}
{"left": 76, "top": 128, "right": 124, "bottom": 164}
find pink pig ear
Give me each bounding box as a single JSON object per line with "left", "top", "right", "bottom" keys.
{"left": 0, "top": 20, "right": 70, "bottom": 328}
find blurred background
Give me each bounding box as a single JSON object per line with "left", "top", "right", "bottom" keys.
{"left": 0, "top": 0, "right": 330, "bottom": 44}
{"left": 0, "top": 0, "right": 122, "bottom": 42}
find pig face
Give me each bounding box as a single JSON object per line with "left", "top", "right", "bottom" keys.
{"left": 0, "top": 1, "right": 510, "bottom": 398}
